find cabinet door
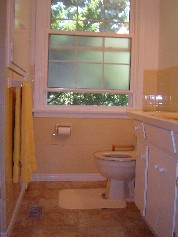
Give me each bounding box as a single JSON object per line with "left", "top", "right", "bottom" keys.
{"left": 134, "top": 140, "right": 149, "bottom": 216}
{"left": 146, "top": 146, "right": 177, "bottom": 237}
{"left": 157, "top": 151, "right": 177, "bottom": 237}
{"left": 9, "top": 0, "right": 35, "bottom": 72}
{"left": 145, "top": 147, "right": 159, "bottom": 235}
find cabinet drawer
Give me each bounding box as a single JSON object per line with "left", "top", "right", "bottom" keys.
{"left": 144, "top": 124, "right": 175, "bottom": 155}
{"left": 133, "top": 120, "right": 146, "bottom": 141}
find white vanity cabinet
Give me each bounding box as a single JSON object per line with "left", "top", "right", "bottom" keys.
{"left": 134, "top": 120, "right": 149, "bottom": 217}
{"left": 133, "top": 119, "right": 178, "bottom": 237}
{"left": 145, "top": 145, "right": 177, "bottom": 237}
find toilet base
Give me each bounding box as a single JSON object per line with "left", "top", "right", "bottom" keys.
{"left": 105, "top": 179, "right": 135, "bottom": 201}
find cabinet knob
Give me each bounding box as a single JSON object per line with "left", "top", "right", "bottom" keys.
{"left": 154, "top": 164, "right": 159, "bottom": 170}
{"left": 159, "top": 167, "right": 166, "bottom": 173}
{"left": 135, "top": 126, "right": 141, "bottom": 131}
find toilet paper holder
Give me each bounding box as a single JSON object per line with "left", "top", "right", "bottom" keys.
{"left": 53, "top": 124, "right": 71, "bottom": 136}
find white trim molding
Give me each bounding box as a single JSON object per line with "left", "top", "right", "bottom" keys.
{"left": 32, "top": 173, "right": 106, "bottom": 182}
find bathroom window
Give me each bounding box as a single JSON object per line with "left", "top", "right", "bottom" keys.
{"left": 47, "top": 0, "right": 132, "bottom": 107}
{"left": 34, "top": 0, "right": 138, "bottom": 117}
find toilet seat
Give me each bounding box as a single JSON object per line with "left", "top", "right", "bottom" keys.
{"left": 94, "top": 151, "right": 136, "bottom": 162}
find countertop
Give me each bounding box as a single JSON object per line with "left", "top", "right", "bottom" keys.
{"left": 127, "top": 109, "right": 178, "bottom": 133}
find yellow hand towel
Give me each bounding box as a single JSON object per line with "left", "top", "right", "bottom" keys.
{"left": 13, "top": 87, "right": 21, "bottom": 183}
{"left": 21, "top": 81, "right": 37, "bottom": 183}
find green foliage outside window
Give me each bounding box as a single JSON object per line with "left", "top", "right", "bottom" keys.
{"left": 51, "top": 0, "right": 130, "bottom": 32}
{"left": 48, "top": 92, "right": 128, "bottom": 106}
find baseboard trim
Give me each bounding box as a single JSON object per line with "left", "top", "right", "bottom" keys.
{"left": 32, "top": 173, "right": 106, "bottom": 182}
{"left": 6, "top": 184, "right": 26, "bottom": 237}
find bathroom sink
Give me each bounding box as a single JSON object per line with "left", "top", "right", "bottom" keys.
{"left": 151, "top": 113, "right": 178, "bottom": 121}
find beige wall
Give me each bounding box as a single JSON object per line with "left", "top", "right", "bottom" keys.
{"left": 33, "top": 118, "right": 135, "bottom": 175}
{"left": 158, "top": 0, "right": 178, "bottom": 111}
{"left": 159, "top": 0, "right": 178, "bottom": 68}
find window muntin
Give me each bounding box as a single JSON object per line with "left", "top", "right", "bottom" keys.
{"left": 48, "top": 0, "right": 131, "bottom": 107}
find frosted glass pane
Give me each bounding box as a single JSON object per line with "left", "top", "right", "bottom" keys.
{"left": 104, "top": 38, "right": 131, "bottom": 63}
{"left": 49, "top": 49, "right": 76, "bottom": 61}
{"left": 49, "top": 35, "right": 76, "bottom": 60}
{"left": 49, "top": 35, "right": 76, "bottom": 47}
{"left": 77, "top": 36, "right": 102, "bottom": 47}
{"left": 78, "top": 50, "right": 102, "bottom": 62}
{"left": 48, "top": 35, "right": 131, "bottom": 91}
{"left": 77, "top": 64, "right": 102, "bottom": 89}
{"left": 104, "top": 52, "right": 130, "bottom": 64}
{"left": 104, "top": 65, "right": 130, "bottom": 90}
{"left": 77, "top": 36, "right": 103, "bottom": 62}
{"left": 105, "top": 38, "right": 131, "bottom": 49}
{"left": 48, "top": 62, "right": 75, "bottom": 88}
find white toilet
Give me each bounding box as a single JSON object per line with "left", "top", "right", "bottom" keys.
{"left": 94, "top": 150, "right": 136, "bottom": 201}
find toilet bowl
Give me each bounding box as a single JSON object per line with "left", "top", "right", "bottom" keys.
{"left": 94, "top": 150, "right": 136, "bottom": 201}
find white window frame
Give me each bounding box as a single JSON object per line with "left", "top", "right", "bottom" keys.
{"left": 34, "top": 0, "right": 144, "bottom": 118}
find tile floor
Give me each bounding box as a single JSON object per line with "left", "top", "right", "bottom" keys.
{"left": 9, "top": 181, "right": 154, "bottom": 237}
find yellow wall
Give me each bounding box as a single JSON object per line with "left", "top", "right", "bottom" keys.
{"left": 142, "top": 0, "right": 178, "bottom": 112}
{"left": 33, "top": 117, "right": 135, "bottom": 175}
{"left": 143, "top": 66, "right": 178, "bottom": 112}
{"left": 157, "top": 66, "right": 178, "bottom": 112}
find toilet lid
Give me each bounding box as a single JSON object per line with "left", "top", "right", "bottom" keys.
{"left": 94, "top": 151, "right": 136, "bottom": 161}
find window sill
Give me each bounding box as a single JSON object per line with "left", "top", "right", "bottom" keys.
{"left": 33, "top": 106, "right": 132, "bottom": 118}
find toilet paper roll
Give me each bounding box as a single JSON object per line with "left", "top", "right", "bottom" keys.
{"left": 57, "top": 126, "right": 71, "bottom": 136}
